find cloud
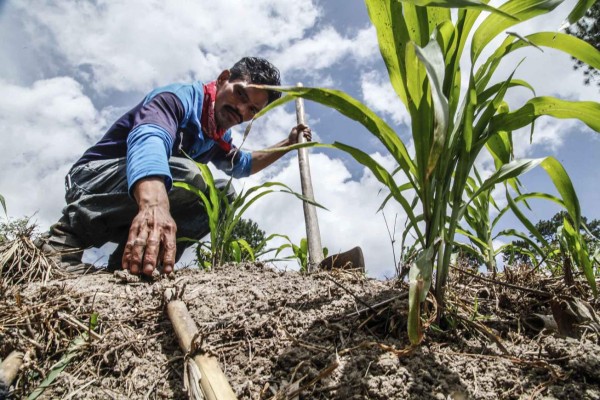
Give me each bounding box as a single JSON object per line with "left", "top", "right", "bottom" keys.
{"left": 270, "top": 25, "right": 378, "bottom": 77}
{"left": 0, "top": 77, "right": 106, "bottom": 227}
{"left": 9, "top": 0, "right": 321, "bottom": 92}
{"left": 360, "top": 70, "right": 410, "bottom": 126}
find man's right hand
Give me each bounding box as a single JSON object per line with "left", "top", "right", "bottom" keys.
{"left": 122, "top": 177, "right": 177, "bottom": 275}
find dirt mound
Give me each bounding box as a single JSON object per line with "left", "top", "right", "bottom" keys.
{"left": 1, "top": 262, "right": 600, "bottom": 399}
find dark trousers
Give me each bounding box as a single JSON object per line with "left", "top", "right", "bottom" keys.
{"left": 58, "top": 157, "right": 227, "bottom": 267}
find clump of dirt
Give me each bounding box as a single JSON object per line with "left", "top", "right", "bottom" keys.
{"left": 1, "top": 262, "right": 600, "bottom": 399}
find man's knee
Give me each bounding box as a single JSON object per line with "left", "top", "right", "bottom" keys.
{"left": 169, "top": 157, "right": 206, "bottom": 190}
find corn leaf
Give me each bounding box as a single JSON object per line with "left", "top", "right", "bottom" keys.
{"left": 471, "top": 0, "right": 564, "bottom": 62}
{"left": 399, "top": 0, "right": 515, "bottom": 19}
{"left": 506, "top": 192, "right": 549, "bottom": 247}
{"left": 491, "top": 97, "right": 600, "bottom": 133}
{"left": 408, "top": 245, "right": 435, "bottom": 345}
{"left": 561, "top": 218, "right": 597, "bottom": 295}
{"left": 512, "top": 32, "right": 600, "bottom": 71}
{"left": 257, "top": 85, "right": 417, "bottom": 179}
{"left": 414, "top": 37, "right": 450, "bottom": 177}
{"left": 563, "top": 0, "right": 596, "bottom": 27}
{"left": 365, "top": 0, "right": 410, "bottom": 107}
{"left": 0, "top": 194, "right": 6, "bottom": 217}
{"left": 538, "top": 157, "right": 581, "bottom": 227}
{"left": 496, "top": 228, "right": 547, "bottom": 259}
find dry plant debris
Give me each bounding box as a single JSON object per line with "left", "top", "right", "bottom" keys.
{"left": 0, "top": 261, "right": 599, "bottom": 399}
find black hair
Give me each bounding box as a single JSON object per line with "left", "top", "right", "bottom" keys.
{"left": 230, "top": 57, "right": 282, "bottom": 104}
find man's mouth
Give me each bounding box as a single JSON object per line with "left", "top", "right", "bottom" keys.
{"left": 224, "top": 106, "right": 242, "bottom": 124}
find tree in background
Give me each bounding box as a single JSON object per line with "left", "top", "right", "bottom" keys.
{"left": 504, "top": 211, "right": 600, "bottom": 270}
{"left": 196, "top": 218, "right": 267, "bottom": 267}
{"left": 230, "top": 218, "right": 266, "bottom": 252}
{"left": 567, "top": 2, "right": 600, "bottom": 87}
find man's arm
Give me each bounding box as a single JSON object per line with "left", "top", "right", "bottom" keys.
{"left": 121, "top": 90, "right": 188, "bottom": 276}
{"left": 250, "top": 124, "right": 312, "bottom": 174}
{"left": 122, "top": 177, "right": 177, "bottom": 275}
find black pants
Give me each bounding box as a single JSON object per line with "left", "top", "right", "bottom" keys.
{"left": 58, "top": 157, "right": 230, "bottom": 266}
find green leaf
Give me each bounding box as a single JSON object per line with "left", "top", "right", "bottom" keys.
{"left": 254, "top": 85, "right": 417, "bottom": 181}
{"left": 27, "top": 336, "right": 86, "bottom": 400}
{"left": 495, "top": 228, "right": 547, "bottom": 259}
{"left": 491, "top": 96, "right": 600, "bottom": 133}
{"left": 365, "top": 0, "right": 410, "bottom": 107}
{"left": 0, "top": 194, "right": 6, "bottom": 217}
{"left": 462, "top": 158, "right": 544, "bottom": 215}
{"left": 563, "top": 0, "right": 596, "bottom": 27}
{"left": 399, "top": 0, "right": 516, "bottom": 19}
{"left": 414, "top": 36, "right": 450, "bottom": 177}
{"left": 538, "top": 157, "right": 581, "bottom": 228}
{"left": 408, "top": 245, "right": 435, "bottom": 345}
{"left": 512, "top": 32, "right": 600, "bottom": 71}
{"left": 506, "top": 192, "right": 549, "bottom": 247}
{"left": 230, "top": 241, "right": 241, "bottom": 262}
{"left": 560, "top": 218, "right": 597, "bottom": 295}
{"left": 471, "top": 0, "right": 564, "bottom": 62}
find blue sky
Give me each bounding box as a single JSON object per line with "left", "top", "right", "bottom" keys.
{"left": 1, "top": 0, "right": 598, "bottom": 277}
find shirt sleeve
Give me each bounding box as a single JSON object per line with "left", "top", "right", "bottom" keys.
{"left": 125, "top": 92, "right": 185, "bottom": 195}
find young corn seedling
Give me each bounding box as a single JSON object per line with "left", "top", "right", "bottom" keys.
{"left": 176, "top": 161, "right": 324, "bottom": 268}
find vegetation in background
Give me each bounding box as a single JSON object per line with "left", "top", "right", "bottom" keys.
{"left": 251, "top": 0, "right": 600, "bottom": 344}
{"left": 504, "top": 211, "right": 600, "bottom": 275}
{"left": 177, "top": 161, "right": 323, "bottom": 269}
{"left": 275, "top": 237, "right": 329, "bottom": 272}
{"left": 567, "top": 1, "right": 600, "bottom": 87}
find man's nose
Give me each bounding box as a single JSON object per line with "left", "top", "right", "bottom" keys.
{"left": 237, "top": 103, "right": 252, "bottom": 122}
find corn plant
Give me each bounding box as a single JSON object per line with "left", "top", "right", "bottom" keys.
{"left": 176, "top": 161, "right": 322, "bottom": 268}
{"left": 456, "top": 169, "right": 570, "bottom": 274}
{"left": 275, "top": 237, "right": 329, "bottom": 272}
{"left": 252, "top": 0, "right": 600, "bottom": 344}
{"left": 0, "top": 194, "right": 6, "bottom": 218}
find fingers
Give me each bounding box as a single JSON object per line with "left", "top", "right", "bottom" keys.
{"left": 122, "top": 219, "right": 148, "bottom": 275}
{"left": 161, "top": 231, "right": 177, "bottom": 274}
{"left": 122, "top": 209, "right": 177, "bottom": 276}
{"left": 292, "top": 124, "right": 312, "bottom": 143}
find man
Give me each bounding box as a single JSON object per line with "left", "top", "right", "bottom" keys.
{"left": 39, "top": 57, "right": 310, "bottom": 276}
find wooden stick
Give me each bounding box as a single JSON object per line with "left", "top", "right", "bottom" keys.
{"left": 164, "top": 289, "right": 237, "bottom": 400}
{"left": 0, "top": 351, "right": 24, "bottom": 392}
{"left": 295, "top": 83, "right": 324, "bottom": 271}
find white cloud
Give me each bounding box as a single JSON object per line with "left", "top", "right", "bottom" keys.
{"left": 0, "top": 77, "right": 106, "bottom": 227}
{"left": 10, "top": 0, "right": 322, "bottom": 92}
{"left": 360, "top": 70, "right": 410, "bottom": 126}
{"left": 271, "top": 25, "right": 378, "bottom": 75}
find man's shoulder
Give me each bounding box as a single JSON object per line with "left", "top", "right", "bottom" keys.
{"left": 147, "top": 81, "right": 204, "bottom": 99}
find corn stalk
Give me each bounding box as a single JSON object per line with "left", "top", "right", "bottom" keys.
{"left": 250, "top": 0, "right": 600, "bottom": 344}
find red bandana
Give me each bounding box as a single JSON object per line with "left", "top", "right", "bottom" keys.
{"left": 202, "top": 81, "right": 232, "bottom": 153}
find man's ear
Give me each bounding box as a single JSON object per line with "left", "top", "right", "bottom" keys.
{"left": 217, "top": 70, "right": 231, "bottom": 87}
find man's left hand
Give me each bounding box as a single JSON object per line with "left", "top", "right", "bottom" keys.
{"left": 288, "top": 123, "right": 312, "bottom": 144}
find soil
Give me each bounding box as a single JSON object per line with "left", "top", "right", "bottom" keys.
{"left": 2, "top": 262, "right": 600, "bottom": 400}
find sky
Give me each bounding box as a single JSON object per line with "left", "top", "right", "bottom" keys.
{"left": 1, "top": 0, "right": 599, "bottom": 278}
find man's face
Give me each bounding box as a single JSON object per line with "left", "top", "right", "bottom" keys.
{"left": 214, "top": 70, "right": 269, "bottom": 131}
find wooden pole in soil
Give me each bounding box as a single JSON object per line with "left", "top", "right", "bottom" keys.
{"left": 164, "top": 289, "right": 237, "bottom": 400}
{"left": 295, "top": 83, "right": 324, "bottom": 272}
{"left": 0, "top": 351, "right": 24, "bottom": 395}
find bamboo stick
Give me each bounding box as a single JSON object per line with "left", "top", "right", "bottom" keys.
{"left": 164, "top": 289, "right": 237, "bottom": 400}
{"left": 295, "top": 83, "right": 324, "bottom": 272}
{"left": 0, "top": 351, "right": 24, "bottom": 394}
